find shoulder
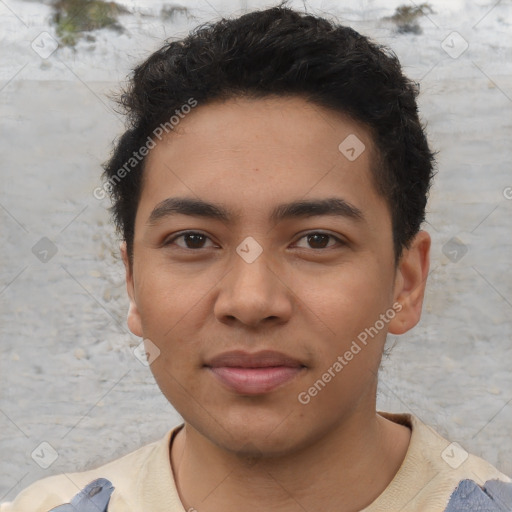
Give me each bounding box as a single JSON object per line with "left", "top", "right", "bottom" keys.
{"left": 384, "top": 411, "right": 510, "bottom": 483}
{"left": 0, "top": 430, "right": 173, "bottom": 512}
{"left": 408, "top": 414, "right": 510, "bottom": 483}
{"left": 371, "top": 412, "right": 512, "bottom": 511}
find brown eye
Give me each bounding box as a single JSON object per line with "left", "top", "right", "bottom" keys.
{"left": 166, "top": 231, "right": 215, "bottom": 249}
{"left": 295, "top": 232, "right": 344, "bottom": 250}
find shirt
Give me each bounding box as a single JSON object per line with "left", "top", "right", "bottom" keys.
{"left": 2, "top": 411, "right": 511, "bottom": 511}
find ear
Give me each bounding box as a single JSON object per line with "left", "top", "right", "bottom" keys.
{"left": 120, "top": 241, "right": 143, "bottom": 337}
{"left": 388, "top": 230, "right": 431, "bottom": 335}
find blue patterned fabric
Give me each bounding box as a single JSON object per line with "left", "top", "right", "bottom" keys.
{"left": 445, "top": 479, "right": 512, "bottom": 511}
{"left": 48, "top": 478, "right": 114, "bottom": 512}
{"left": 44, "top": 475, "right": 512, "bottom": 511}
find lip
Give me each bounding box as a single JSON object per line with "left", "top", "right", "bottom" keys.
{"left": 204, "top": 350, "right": 306, "bottom": 395}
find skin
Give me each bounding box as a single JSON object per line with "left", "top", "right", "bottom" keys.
{"left": 121, "top": 95, "right": 431, "bottom": 512}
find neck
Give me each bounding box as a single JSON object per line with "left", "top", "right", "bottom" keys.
{"left": 170, "top": 410, "right": 411, "bottom": 512}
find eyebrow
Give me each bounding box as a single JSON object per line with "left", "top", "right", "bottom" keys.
{"left": 147, "top": 196, "right": 365, "bottom": 226}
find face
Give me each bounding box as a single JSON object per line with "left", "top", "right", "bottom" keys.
{"left": 122, "top": 96, "right": 429, "bottom": 456}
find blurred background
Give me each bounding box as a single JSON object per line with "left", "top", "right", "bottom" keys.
{"left": 1, "top": 0, "right": 511, "bottom": 501}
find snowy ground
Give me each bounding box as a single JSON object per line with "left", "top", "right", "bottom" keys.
{"left": 1, "top": 0, "right": 511, "bottom": 502}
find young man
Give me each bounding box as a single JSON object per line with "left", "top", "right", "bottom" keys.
{"left": 3, "top": 5, "right": 511, "bottom": 512}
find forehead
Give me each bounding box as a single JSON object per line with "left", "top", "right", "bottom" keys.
{"left": 138, "top": 95, "right": 387, "bottom": 226}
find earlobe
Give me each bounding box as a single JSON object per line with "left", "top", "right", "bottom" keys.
{"left": 388, "top": 230, "right": 431, "bottom": 335}
{"left": 120, "top": 242, "right": 143, "bottom": 338}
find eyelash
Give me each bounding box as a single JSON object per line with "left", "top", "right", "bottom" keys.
{"left": 164, "top": 231, "right": 346, "bottom": 251}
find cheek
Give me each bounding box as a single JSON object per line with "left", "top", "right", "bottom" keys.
{"left": 134, "top": 260, "right": 207, "bottom": 333}
{"left": 297, "top": 260, "right": 392, "bottom": 335}
{"left": 297, "top": 269, "right": 388, "bottom": 404}
{"left": 293, "top": 263, "right": 394, "bottom": 397}
{"left": 133, "top": 261, "right": 218, "bottom": 367}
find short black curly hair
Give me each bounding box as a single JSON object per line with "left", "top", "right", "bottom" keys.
{"left": 102, "top": 3, "right": 436, "bottom": 264}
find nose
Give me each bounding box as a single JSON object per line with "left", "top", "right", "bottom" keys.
{"left": 213, "top": 247, "right": 293, "bottom": 329}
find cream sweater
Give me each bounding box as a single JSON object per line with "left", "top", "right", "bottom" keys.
{"left": 2, "top": 412, "right": 510, "bottom": 511}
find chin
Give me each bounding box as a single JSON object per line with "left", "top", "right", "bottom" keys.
{"left": 195, "top": 406, "right": 316, "bottom": 458}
